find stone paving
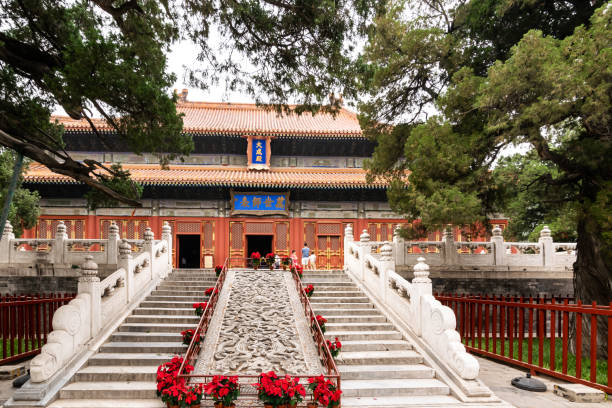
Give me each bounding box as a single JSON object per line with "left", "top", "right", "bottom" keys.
{"left": 475, "top": 356, "right": 612, "bottom": 408}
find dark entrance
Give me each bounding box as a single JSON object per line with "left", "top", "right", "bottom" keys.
{"left": 177, "top": 235, "right": 200, "bottom": 268}
{"left": 246, "top": 235, "right": 273, "bottom": 259}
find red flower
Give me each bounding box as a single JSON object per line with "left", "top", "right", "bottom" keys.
{"left": 251, "top": 252, "right": 261, "bottom": 259}
{"left": 204, "top": 287, "right": 216, "bottom": 296}
{"left": 303, "top": 284, "right": 314, "bottom": 297}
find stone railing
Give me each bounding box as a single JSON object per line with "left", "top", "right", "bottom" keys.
{"left": 392, "top": 225, "right": 576, "bottom": 269}
{"left": 344, "top": 225, "right": 480, "bottom": 381}
{"left": 24, "top": 223, "right": 172, "bottom": 388}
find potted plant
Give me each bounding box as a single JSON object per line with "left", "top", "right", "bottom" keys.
{"left": 265, "top": 252, "right": 276, "bottom": 270}
{"left": 303, "top": 284, "right": 314, "bottom": 298}
{"left": 312, "top": 314, "right": 327, "bottom": 333}
{"left": 156, "top": 356, "right": 193, "bottom": 402}
{"left": 254, "top": 371, "right": 283, "bottom": 408}
{"left": 324, "top": 337, "right": 342, "bottom": 358}
{"left": 307, "top": 375, "right": 342, "bottom": 408}
{"left": 180, "top": 329, "right": 202, "bottom": 346}
{"left": 204, "top": 287, "right": 216, "bottom": 297}
{"left": 281, "top": 256, "right": 291, "bottom": 270}
{"left": 181, "top": 384, "right": 203, "bottom": 408}
{"left": 291, "top": 264, "right": 303, "bottom": 278}
{"left": 251, "top": 252, "right": 261, "bottom": 270}
{"left": 192, "top": 302, "right": 207, "bottom": 317}
{"left": 162, "top": 382, "right": 187, "bottom": 408}
{"left": 285, "top": 375, "right": 306, "bottom": 407}
{"left": 215, "top": 265, "right": 223, "bottom": 277}
{"left": 204, "top": 375, "right": 240, "bottom": 407}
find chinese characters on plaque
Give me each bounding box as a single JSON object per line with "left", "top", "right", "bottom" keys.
{"left": 232, "top": 192, "right": 289, "bottom": 216}
{"left": 251, "top": 138, "right": 267, "bottom": 164}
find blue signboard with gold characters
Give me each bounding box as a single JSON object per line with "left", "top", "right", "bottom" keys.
{"left": 251, "top": 138, "right": 267, "bottom": 165}
{"left": 231, "top": 191, "right": 289, "bottom": 216}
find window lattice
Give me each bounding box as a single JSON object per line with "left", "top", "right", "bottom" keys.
{"left": 230, "top": 223, "right": 243, "bottom": 250}
{"left": 318, "top": 223, "right": 341, "bottom": 235}
{"left": 276, "top": 223, "right": 288, "bottom": 250}
{"left": 203, "top": 222, "right": 214, "bottom": 249}
{"left": 245, "top": 223, "right": 274, "bottom": 234}
{"left": 177, "top": 222, "right": 200, "bottom": 234}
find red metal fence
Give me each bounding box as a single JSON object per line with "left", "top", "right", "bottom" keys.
{"left": 435, "top": 293, "right": 612, "bottom": 393}
{"left": 1, "top": 293, "right": 75, "bottom": 364}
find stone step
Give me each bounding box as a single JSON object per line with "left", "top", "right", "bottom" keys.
{"left": 341, "top": 395, "right": 462, "bottom": 407}
{"left": 87, "top": 353, "right": 174, "bottom": 366}
{"left": 338, "top": 364, "right": 435, "bottom": 380}
{"left": 338, "top": 350, "right": 423, "bottom": 365}
{"left": 140, "top": 300, "right": 198, "bottom": 308}
{"left": 324, "top": 315, "right": 386, "bottom": 323}
{"left": 151, "top": 289, "right": 208, "bottom": 296}
{"left": 145, "top": 295, "right": 205, "bottom": 302}
{"left": 310, "top": 302, "right": 374, "bottom": 309}
{"left": 300, "top": 281, "right": 354, "bottom": 287}
{"left": 341, "top": 378, "right": 450, "bottom": 397}
{"left": 157, "top": 284, "right": 214, "bottom": 291}
{"left": 110, "top": 332, "right": 182, "bottom": 342}
{"left": 302, "top": 285, "right": 357, "bottom": 290}
{"left": 313, "top": 307, "right": 377, "bottom": 315}
{"left": 59, "top": 381, "right": 157, "bottom": 399}
{"left": 133, "top": 307, "right": 196, "bottom": 316}
{"left": 74, "top": 366, "right": 158, "bottom": 382}
{"left": 309, "top": 296, "right": 371, "bottom": 303}
{"left": 312, "top": 291, "right": 364, "bottom": 297}
{"left": 325, "top": 330, "right": 403, "bottom": 341}
{"left": 119, "top": 323, "right": 192, "bottom": 333}
{"left": 48, "top": 399, "right": 165, "bottom": 408}
{"left": 99, "top": 341, "right": 186, "bottom": 354}
{"left": 339, "top": 339, "right": 412, "bottom": 352}
{"left": 125, "top": 315, "right": 199, "bottom": 324}
{"left": 325, "top": 322, "right": 395, "bottom": 331}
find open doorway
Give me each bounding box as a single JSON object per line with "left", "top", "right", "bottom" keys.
{"left": 177, "top": 235, "right": 200, "bottom": 268}
{"left": 246, "top": 235, "right": 273, "bottom": 261}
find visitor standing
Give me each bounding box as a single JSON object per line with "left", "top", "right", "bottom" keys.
{"left": 290, "top": 249, "right": 298, "bottom": 267}
{"left": 309, "top": 251, "right": 316, "bottom": 270}
{"left": 301, "top": 242, "right": 310, "bottom": 267}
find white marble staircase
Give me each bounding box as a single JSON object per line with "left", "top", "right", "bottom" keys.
{"left": 46, "top": 269, "right": 216, "bottom": 408}
{"left": 303, "top": 269, "right": 509, "bottom": 407}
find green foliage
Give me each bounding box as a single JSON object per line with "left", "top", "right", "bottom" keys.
{"left": 83, "top": 164, "right": 143, "bottom": 211}
{"left": 0, "top": 150, "right": 40, "bottom": 237}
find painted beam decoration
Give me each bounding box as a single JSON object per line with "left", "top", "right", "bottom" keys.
{"left": 231, "top": 191, "right": 289, "bottom": 216}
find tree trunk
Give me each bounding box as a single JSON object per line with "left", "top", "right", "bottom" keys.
{"left": 573, "top": 210, "right": 611, "bottom": 360}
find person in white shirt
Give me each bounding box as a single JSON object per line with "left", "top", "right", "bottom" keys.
{"left": 308, "top": 251, "right": 316, "bottom": 270}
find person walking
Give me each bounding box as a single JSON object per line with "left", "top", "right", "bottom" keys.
{"left": 301, "top": 242, "right": 310, "bottom": 268}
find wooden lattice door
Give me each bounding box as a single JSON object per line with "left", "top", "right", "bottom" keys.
{"left": 229, "top": 221, "right": 245, "bottom": 267}
{"left": 274, "top": 221, "right": 290, "bottom": 258}
{"left": 317, "top": 235, "right": 342, "bottom": 270}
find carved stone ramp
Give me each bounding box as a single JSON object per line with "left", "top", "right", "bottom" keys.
{"left": 303, "top": 269, "right": 514, "bottom": 408}
{"left": 194, "top": 269, "right": 323, "bottom": 376}
{"left": 44, "top": 268, "right": 216, "bottom": 408}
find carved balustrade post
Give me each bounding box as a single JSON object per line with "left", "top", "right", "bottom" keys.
{"left": 411, "top": 257, "right": 432, "bottom": 336}
{"left": 442, "top": 226, "right": 455, "bottom": 265}
{"left": 538, "top": 225, "right": 553, "bottom": 267}
{"left": 0, "top": 220, "right": 14, "bottom": 263}
{"left": 392, "top": 225, "right": 405, "bottom": 267}
{"left": 143, "top": 227, "right": 154, "bottom": 279}
{"left": 379, "top": 242, "right": 394, "bottom": 303}
{"left": 359, "top": 229, "right": 371, "bottom": 281}
{"left": 343, "top": 224, "right": 353, "bottom": 271}
{"left": 161, "top": 221, "right": 172, "bottom": 273}
{"left": 491, "top": 225, "right": 504, "bottom": 266}
{"left": 107, "top": 221, "right": 120, "bottom": 264}
{"left": 53, "top": 221, "right": 68, "bottom": 264}
{"left": 78, "top": 255, "right": 101, "bottom": 338}
{"left": 118, "top": 240, "right": 135, "bottom": 302}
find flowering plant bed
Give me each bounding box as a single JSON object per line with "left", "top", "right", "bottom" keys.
{"left": 251, "top": 252, "right": 261, "bottom": 268}
{"left": 215, "top": 265, "right": 223, "bottom": 277}
{"left": 253, "top": 371, "right": 305, "bottom": 407}
{"left": 181, "top": 329, "right": 202, "bottom": 346}
{"left": 312, "top": 315, "right": 327, "bottom": 333}
{"left": 182, "top": 384, "right": 204, "bottom": 407}
{"left": 204, "top": 287, "right": 216, "bottom": 297}
{"left": 193, "top": 302, "right": 208, "bottom": 317}
{"left": 204, "top": 375, "right": 240, "bottom": 407}
{"left": 156, "top": 356, "right": 193, "bottom": 406}
{"left": 281, "top": 256, "right": 291, "bottom": 268}
{"left": 303, "top": 284, "right": 314, "bottom": 298}
{"left": 324, "top": 337, "right": 342, "bottom": 358}
{"left": 265, "top": 252, "right": 276, "bottom": 268}
{"left": 307, "top": 375, "right": 342, "bottom": 408}
{"left": 292, "top": 263, "right": 303, "bottom": 278}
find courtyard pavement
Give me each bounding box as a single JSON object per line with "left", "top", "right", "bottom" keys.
{"left": 476, "top": 356, "right": 611, "bottom": 408}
